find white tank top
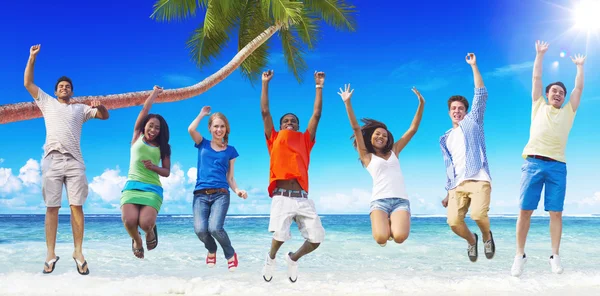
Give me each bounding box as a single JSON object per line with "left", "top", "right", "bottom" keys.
{"left": 366, "top": 153, "right": 408, "bottom": 202}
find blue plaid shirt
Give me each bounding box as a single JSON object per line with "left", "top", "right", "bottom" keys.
{"left": 439, "top": 87, "right": 491, "bottom": 191}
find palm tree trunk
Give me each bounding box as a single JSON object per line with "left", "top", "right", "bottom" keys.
{"left": 0, "top": 23, "right": 282, "bottom": 125}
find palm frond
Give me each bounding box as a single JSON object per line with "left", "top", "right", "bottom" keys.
{"left": 239, "top": 0, "right": 271, "bottom": 84}
{"left": 186, "top": 1, "right": 236, "bottom": 68}
{"left": 261, "top": 0, "right": 303, "bottom": 28}
{"left": 305, "top": 0, "right": 357, "bottom": 31}
{"left": 280, "top": 27, "right": 307, "bottom": 83}
{"left": 294, "top": 9, "right": 319, "bottom": 50}
{"left": 150, "top": 0, "right": 206, "bottom": 22}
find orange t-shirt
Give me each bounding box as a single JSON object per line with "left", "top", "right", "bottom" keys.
{"left": 266, "top": 127, "right": 315, "bottom": 197}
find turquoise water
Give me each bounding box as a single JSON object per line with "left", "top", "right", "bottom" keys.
{"left": 1, "top": 214, "right": 600, "bottom": 295}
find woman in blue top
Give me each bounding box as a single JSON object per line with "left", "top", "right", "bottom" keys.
{"left": 188, "top": 106, "right": 248, "bottom": 271}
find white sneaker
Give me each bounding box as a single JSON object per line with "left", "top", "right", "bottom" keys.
{"left": 549, "top": 255, "right": 564, "bottom": 274}
{"left": 511, "top": 254, "right": 527, "bottom": 277}
{"left": 286, "top": 252, "right": 298, "bottom": 283}
{"left": 262, "top": 253, "right": 276, "bottom": 282}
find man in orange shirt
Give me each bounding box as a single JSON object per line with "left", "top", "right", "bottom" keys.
{"left": 260, "top": 69, "right": 325, "bottom": 283}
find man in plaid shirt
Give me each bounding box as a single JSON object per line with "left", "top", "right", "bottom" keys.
{"left": 440, "top": 53, "right": 496, "bottom": 263}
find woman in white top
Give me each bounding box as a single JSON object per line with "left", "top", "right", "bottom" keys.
{"left": 339, "top": 84, "right": 425, "bottom": 246}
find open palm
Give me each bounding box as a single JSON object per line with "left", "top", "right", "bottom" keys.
{"left": 338, "top": 84, "right": 354, "bottom": 102}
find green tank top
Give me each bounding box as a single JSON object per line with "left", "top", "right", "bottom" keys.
{"left": 127, "top": 134, "right": 162, "bottom": 186}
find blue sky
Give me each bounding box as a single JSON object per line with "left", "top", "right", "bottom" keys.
{"left": 1, "top": 0, "right": 599, "bottom": 215}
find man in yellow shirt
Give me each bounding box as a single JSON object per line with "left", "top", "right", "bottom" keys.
{"left": 511, "top": 40, "right": 586, "bottom": 277}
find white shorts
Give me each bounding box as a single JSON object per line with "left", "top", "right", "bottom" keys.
{"left": 268, "top": 194, "right": 325, "bottom": 243}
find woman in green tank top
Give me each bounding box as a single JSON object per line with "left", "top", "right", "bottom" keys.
{"left": 120, "top": 85, "right": 172, "bottom": 259}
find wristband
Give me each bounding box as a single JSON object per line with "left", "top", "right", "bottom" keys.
{"left": 316, "top": 85, "right": 323, "bottom": 88}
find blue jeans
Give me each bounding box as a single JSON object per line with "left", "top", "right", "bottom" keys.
{"left": 520, "top": 157, "right": 567, "bottom": 212}
{"left": 370, "top": 197, "right": 411, "bottom": 215}
{"left": 192, "top": 192, "right": 235, "bottom": 259}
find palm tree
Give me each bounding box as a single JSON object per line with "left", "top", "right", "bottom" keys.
{"left": 0, "top": 0, "right": 356, "bottom": 124}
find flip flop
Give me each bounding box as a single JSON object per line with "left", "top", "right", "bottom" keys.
{"left": 132, "top": 233, "right": 145, "bottom": 259}
{"left": 146, "top": 225, "right": 158, "bottom": 251}
{"left": 42, "top": 256, "right": 60, "bottom": 274}
{"left": 73, "top": 258, "right": 90, "bottom": 275}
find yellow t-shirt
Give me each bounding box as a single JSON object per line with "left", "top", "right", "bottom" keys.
{"left": 522, "top": 97, "right": 576, "bottom": 162}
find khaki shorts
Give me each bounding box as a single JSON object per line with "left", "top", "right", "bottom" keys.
{"left": 268, "top": 194, "right": 325, "bottom": 243}
{"left": 447, "top": 180, "right": 491, "bottom": 226}
{"left": 42, "top": 151, "right": 88, "bottom": 207}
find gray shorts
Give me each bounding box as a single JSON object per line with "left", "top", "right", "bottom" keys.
{"left": 42, "top": 151, "right": 88, "bottom": 207}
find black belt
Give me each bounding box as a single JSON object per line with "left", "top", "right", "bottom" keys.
{"left": 194, "top": 188, "right": 228, "bottom": 195}
{"left": 527, "top": 155, "right": 560, "bottom": 162}
{"left": 272, "top": 188, "right": 308, "bottom": 198}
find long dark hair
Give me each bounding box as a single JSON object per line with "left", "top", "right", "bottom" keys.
{"left": 351, "top": 118, "right": 394, "bottom": 163}
{"left": 138, "top": 114, "right": 171, "bottom": 160}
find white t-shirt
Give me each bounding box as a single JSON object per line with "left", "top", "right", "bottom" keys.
{"left": 446, "top": 126, "right": 490, "bottom": 185}
{"left": 35, "top": 88, "right": 97, "bottom": 164}
{"left": 366, "top": 153, "right": 408, "bottom": 202}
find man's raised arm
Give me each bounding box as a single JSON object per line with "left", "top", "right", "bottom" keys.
{"left": 569, "top": 54, "right": 586, "bottom": 111}
{"left": 307, "top": 71, "right": 325, "bottom": 141}
{"left": 261, "top": 70, "right": 275, "bottom": 139}
{"left": 466, "top": 53, "right": 487, "bottom": 124}
{"left": 532, "top": 40, "right": 549, "bottom": 102}
{"left": 24, "top": 44, "right": 41, "bottom": 99}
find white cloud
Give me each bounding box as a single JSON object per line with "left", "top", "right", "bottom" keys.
{"left": 161, "top": 163, "right": 194, "bottom": 203}
{"left": 0, "top": 158, "right": 4, "bottom": 164}
{"left": 573, "top": 192, "right": 600, "bottom": 207}
{"left": 315, "top": 188, "right": 371, "bottom": 214}
{"left": 18, "top": 159, "right": 41, "bottom": 186}
{"left": 88, "top": 167, "right": 128, "bottom": 203}
{"left": 487, "top": 61, "right": 533, "bottom": 77}
{"left": 186, "top": 167, "right": 197, "bottom": 185}
{"left": 163, "top": 74, "right": 199, "bottom": 87}
{"left": 0, "top": 168, "right": 23, "bottom": 196}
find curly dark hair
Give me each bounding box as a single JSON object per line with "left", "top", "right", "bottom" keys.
{"left": 447, "top": 95, "right": 469, "bottom": 111}
{"left": 137, "top": 114, "right": 171, "bottom": 160}
{"left": 351, "top": 118, "right": 394, "bottom": 165}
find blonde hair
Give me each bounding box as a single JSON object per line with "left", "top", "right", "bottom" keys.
{"left": 208, "top": 112, "right": 230, "bottom": 145}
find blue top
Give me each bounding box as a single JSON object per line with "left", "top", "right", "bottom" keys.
{"left": 194, "top": 137, "right": 239, "bottom": 191}
{"left": 439, "top": 87, "right": 491, "bottom": 191}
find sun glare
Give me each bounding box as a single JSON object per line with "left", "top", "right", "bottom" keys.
{"left": 574, "top": 0, "right": 600, "bottom": 30}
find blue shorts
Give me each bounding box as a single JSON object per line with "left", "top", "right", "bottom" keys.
{"left": 519, "top": 157, "right": 567, "bottom": 212}
{"left": 370, "top": 197, "right": 411, "bottom": 215}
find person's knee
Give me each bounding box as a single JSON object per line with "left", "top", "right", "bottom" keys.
{"left": 46, "top": 207, "right": 59, "bottom": 215}
{"left": 470, "top": 211, "right": 489, "bottom": 223}
{"left": 139, "top": 220, "right": 154, "bottom": 232}
{"left": 393, "top": 233, "right": 409, "bottom": 244}
{"left": 122, "top": 215, "right": 138, "bottom": 229}
{"left": 208, "top": 226, "right": 224, "bottom": 237}
{"left": 548, "top": 211, "right": 562, "bottom": 220}
{"left": 373, "top": 233, "right": 389, "bottom": 245}
{"left": 447, "top": 215, "right": 464, "bottom": 228}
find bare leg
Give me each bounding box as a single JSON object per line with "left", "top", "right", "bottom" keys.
{"left": 70, "top": 205, "right": 88, "bottom": 273}
{"left": 390, "top": 210, "right": 410, "bottom": 244}
{"left": 269, "top": 239, "right": 284, "bottom": 259}
{"left": 121, "top": 204, "right": 143, "bottom": 258}
{"left": 370, "top": 210, "right": 391, "bottom": 245}
{"left": 549, "top": 211, "right": 563, "bottom": 255}
{"left": 289, "top": 241, "right": 320, "bottom": 262}
{"left": 44, "top": 207, "right": 60, "bottom": 272}
{"left": 138, "top": 205, "right": 158, "bottom": 248}
{"left": 516, "top": 210, "right": 534, "bottom": 255}
{"left": 450, "top": 221, "right": 476, "bottom": 245}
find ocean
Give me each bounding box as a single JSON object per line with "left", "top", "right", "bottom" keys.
{"left": 1, "top": 214, "right": 599, "bottom": 295}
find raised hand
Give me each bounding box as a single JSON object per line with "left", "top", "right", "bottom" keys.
{"left": 465, "top": 53, "right": 477, "bottom": 65}
{"left": 535, "top": 40, "right": 549, "bottom": 54}
{"left": 236, "top": 189, "right": 248, "bottom": 199}
{"left": 411, "top": 87, "right": 425, "bottom": 103}
{"left": 200, "top": 106, "right": 211, "bottom": 117}
{"left": 141, "top": 160, "right": 155, "bottom": 170}
{"left": 262, "top": 70, "right": 274, "bottom": 83}
{"left": 315, "top": 71, "right": 325, "bottom": 86}
{"left": 152, "top": 85, "right": 163, "bottom": 94}
{"left": 337, "top": 84, "right": 354, "bottom": 102}
{"left": 571, "top": 53, "right": 586, "bottom": 66}
{"left": 30, "top": 44, "right": 41, "bottom": 57}
{"left": 89, "top": 100, "right": 103, "bottom": 108}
